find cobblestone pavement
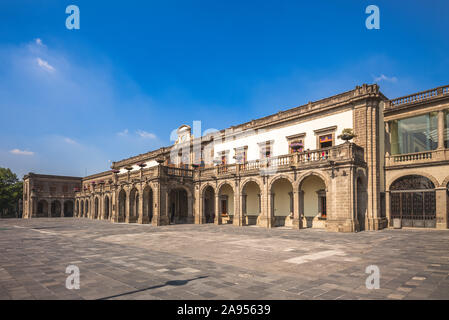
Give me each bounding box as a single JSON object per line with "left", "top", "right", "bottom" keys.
{"left": 0, "top": 218, "right": 448, "bottom": 300}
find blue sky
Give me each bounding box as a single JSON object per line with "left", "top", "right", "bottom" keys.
{"left": 1, "top": 0, "right": 448, "bottom": 179}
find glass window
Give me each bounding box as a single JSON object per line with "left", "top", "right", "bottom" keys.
{"left": 289, "top": 139, "right": 304, "bottom": 153}
{"left": 390, "top": 112, "right": 438, "bottom": 155}
{"left": 319, "top": 134, "right": 333, "bottom": 148}
{"left": 445, "top": 110, "right": 449, "bottom": 148}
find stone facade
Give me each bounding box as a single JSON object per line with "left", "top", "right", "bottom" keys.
{"left": 22, "top": 173, "right": 81, "bottom": 218}
{"left": 22, "top": 84, "right": 449, "bottom": 232}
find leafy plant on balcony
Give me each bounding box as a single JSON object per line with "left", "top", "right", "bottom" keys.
{"left": 338, "top": 128, "right": 357, "bottom": 142}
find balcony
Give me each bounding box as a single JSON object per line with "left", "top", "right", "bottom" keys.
{"left": 385, "top": 148, "right": 449, "bottom": 167}
{"left": 388, "top": 85, "right": 449, "bottom": 109}
{"left": 195, "top": 142, "right": 364, "bottom": 179}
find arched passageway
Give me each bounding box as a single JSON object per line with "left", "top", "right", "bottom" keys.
{"left": 64, "top": 200, "right": 74, "bottom": 217}
{"left": 51, "top": 200, "right": 61, "bottom": 217}
{"left": 128, "top": 188, "right": 138, "bottom": 223}
{"left": 94, "top": 197, "right": 99, "bottom": 219}
{"left": 356, "top": 177, "right": 367, "bottom": 231}
{"left": 299, "top": 175, "right": 327, "bottom": 228}
{"left": 168, "top": 188, "right": 191, "bottom": 224}
{"left": 390, "top": 175, "right": 436, "bottom": 228}
{"left": 218, "top": 184, "right": 234, "bottom": 224}
{"left": 104, "top": 196, "right": 110, "bottom": 220}
{"left": 85, "top": 200, "right": 89, "bottom": 218}
{"left": 80, "top": 201, "right": 84, "bottom": 217}
{"left": 118, "top": 190, "right": 126, "bottom": 223}
{"left": 203, "top": 186, "right": 215, "bottom": 223}
{"left": 271, "top": 178, "right": 293, "bottom": 227}
{"left": 143, "top": 186, "right": 153, "bottom": 223}
{"left": 37, "top": 200, "right": 48, "bottom": 217}
{"left": 242, "top": 181, "right": 261, "bottom": 225}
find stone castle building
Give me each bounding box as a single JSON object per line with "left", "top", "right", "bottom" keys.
{"left": 22, "top": 84, "right": 449, "bottom": 232}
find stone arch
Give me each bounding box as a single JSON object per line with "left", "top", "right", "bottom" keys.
{"left": 103, "top": 195, "right": 110, "bottom": 220}
{"left": 268, "top": 174, "right": 294, "bottom": 191}
{"left": 298, "top": 172, "right": 328, "bottom": 229}
{"left": 128, "top": 187, "right": 138, "bottom": 223}
{"left": 218, "top": 182, "right": 235, "bottom": 222}
{"left": 355, "top": 172, "right": 368, "bottom": 232}
{"left": 270, "top": 177, "right": 294, "bottom": 227}
{"left": 241, "top": 179, "right": 262, "bottom": 225}
{"left": 118, "top": 189, "right": 126, "bottom": 223}
{"left": 297, "top": 170, "right": 330, "bottom": 192}
{"left": 80, "top": 200, "right": 84, "bottom": 217}
{"left": 200, "top": 183, "right": 216, "bottom": 196}
{"left": 51, "top": 200, "right": 62, "bottom": 217}
{"left": 167, "top": 184, "right": 193, "bottom": 224}
{"left": 85, "top": 199, "right": 89, "bottom": 217}
{"left": 37, "top": 199, "right": 48, "bottom": 217}
{"left": 388, "top": 171, "right": 440, "bottom": 190}
{"left": 239, "top": 177, "right": 263, "bottom": 194}
{"left": 142, "top": 185, "right": 153, "bottom": 224}
{"left": 389, "top": 175, "right": 437, "bottom": 228}
{"left": 94, "top": 197, "right": 99, "bottom": 219}
{"left": 202, "top": 185, "right": 215, "bottom": 223}
{"left": 63, "top": 200, "right": 74, "bottom": 217}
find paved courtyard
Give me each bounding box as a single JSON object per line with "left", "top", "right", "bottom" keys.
{"left": 0, "top": 218, "right": 448, "bottom": 300}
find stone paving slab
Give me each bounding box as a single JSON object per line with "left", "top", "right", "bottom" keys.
{"left": 0, "top": 218, "right": 448, "bottom": 300}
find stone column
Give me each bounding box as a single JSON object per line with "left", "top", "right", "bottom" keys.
{"left": 241, "top": 193, "right": 247, "bottom": 226}
{"left": 214, "top": 194, "right": 221, "bottom": 225}
{"left": 234, "top": 183, "right": 242, "bottom": 227}
{"left": 437, "top": 110, "right": 445, "bottom": 150}
{"left": 436, "top": 187, "right": 448, "bottom": 229}
{"left": 138, "top": 189, "right": 147, "bottom": 224}
{"left": 292, "top": 190, "right": 302, "bottom": 229}
{"left": 385, "top": 191, "right": 391, "bottom": 227}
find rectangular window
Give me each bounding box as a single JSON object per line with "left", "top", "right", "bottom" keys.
{"left": 390, "top": 112, "right": 439, "bottom": 155}
{"left": 234, "top": 146, "right": 248, "bottom": 164}
{"left": 289, "top": 139, "right": 304, "bottom": 153}
{"left": 445, "top": 110, "right": 449, "bottom": 149}
{"left": 319, "top": 134, "right": 333, "bottom": 148}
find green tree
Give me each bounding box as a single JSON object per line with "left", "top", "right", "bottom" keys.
{"left": 0, "top": 168, "right": 23, "bottom": 217}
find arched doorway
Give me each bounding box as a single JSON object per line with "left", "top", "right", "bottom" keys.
{"left": 85, "top": 200, "right": 89, "bottom": 218}
{"left": 390, "top": 175, "right": 436, "bottom": 228}
{"left": 242, "top": 181, "right": 261, "bottom": 225}
{"left": 51, "top": 200, "right": 61, "bottom": 217}
{"left": 218, "top": 183, "right": 234, "bottom": 224}
{"left": 64, "top": 200, "right": 74, "bottom": 217}
{"left": 203, "top": 186, "right": 215, "bottom": 223}
{"left": 143, "top": 186, "right": 153, "bottom": 223}
{"left": 128, "top": 188, "right": 138, "bottom": 223}
{"left": 271, "top": 178, "right": 293, "bottom": 227}
{"left": 94, "top": 197, "right": 99, "bottom": 219}
{"left": 299, "top": 175, "right": 327, "bottom": 228}
{"left": 104, "top": 195, "right": 110, "bottom": 220}
{"left": 356, "top": 177, "right": 367, "bottom": 231}
{"left": 80, "top": 201, "right": 84, "bottom": 217}
{"left": 118, "top": 189, "right": 126, "bottom": 223}
{"left": 168, "top": 188, "right": 189, "bottom": 224}
{"left": 37, "top": 200, "right": 48, "bottom": 217}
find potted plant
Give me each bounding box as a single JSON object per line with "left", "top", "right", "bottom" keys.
{"left": 338, "top": 128, "right": 357, "bottom": 142}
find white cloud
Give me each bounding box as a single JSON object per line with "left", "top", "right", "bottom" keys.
{"left": 36, "top": 57, "right": 55, "bottom": 72}
{"left": 35, "top": 38, "right": 45, "bottom": 47}
{"left": 136, "top": 130, "right": 157, "bottom": 139}
{"left": 374, "top": 74, "right": 398, "bottom": 83}
{"left": 10, "top": 149, "right": 34, "bottom": 156}
{"left": 117, "top": 129, "right": 129, "bottom": 136}
{"left": 64, "top": 137, "right": 77, "bottom": 144}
